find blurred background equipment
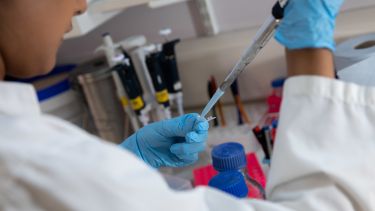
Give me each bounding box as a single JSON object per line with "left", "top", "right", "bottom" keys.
{"left": 146, "top": 50, "right": 173, "bottom": 119}
{"left": 160, "top": 29, "right": 184, "bottom": 116}
{"left": 335, "top": 33, "right": 375, "bottom": 86}
{"left": 73, "top": 57, "right": 128, "bottom": 143}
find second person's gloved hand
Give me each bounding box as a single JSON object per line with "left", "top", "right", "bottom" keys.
{"left": 120, "top": 113, "right": 209, "bottom": 168}
{"left": 275, "top": 0, "right": 345, "bottom": 51}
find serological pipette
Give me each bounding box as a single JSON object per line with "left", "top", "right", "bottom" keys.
{"left": 201, "top": 0, "right": 288, "bottom": 118}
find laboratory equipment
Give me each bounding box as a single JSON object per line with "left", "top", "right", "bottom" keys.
{"left": 159, "top": 28, "right": 173, "bottom": 41}
{"left": 121, "top": 32, "right": 184, "bottom": 120}
{"left": 121, "top": 36, "right": 161, "bottom": 121}
{"left": 96, "top": 33, "right": 125, "bottom": 68}
{"left": 206, "top": 116, "right": 217, "bottom": 123}
{"left": 75, "top": 58, "right": 126, "bottom": 143}
{"left": 201, "top": 0, "right": 288, "bottom": 118}
{"left": 262, "top": 126, "right": 273, "bottom": 159}
{"left": 251, "top": 78, "right": 283, "bottom": 163}
{"left": 112, "top": 71, "right": 140, "bottom": 132}
{"left": 193, "top": 152, "right": 266, "bottom": 199}
{"left": 113, "top": 59, "right": 151, "bottom": 126}
{"left": 230, "top": 80, "right": 251, "bottom": 125}
{"left": 335, "top": 33, "right": 375, "bottom": 86}
{"left": 267, "top": 78, "right": 285, "bottom": 113}
{"left": 211, "top": 142, "right": 266, "bottom": 199}
{"left": 96, "top": 33, "right": 151, "bottom": 127}
{"left": 161, "top": 38, "right": 185, "bottom": 116}
{"left": 207, "top": 80, "right": 219, "bottom": 127}
{"left": 146, "top": 51, "right": 172, "bottom": 119}
{"left": 210, "top": 76, "right": 226, "bottom": 127}
{"left": 208, "top": 171, "right": 248, "bottom": 198}
{"left": 252, "top": 126, "right": 271, "bottom": 161}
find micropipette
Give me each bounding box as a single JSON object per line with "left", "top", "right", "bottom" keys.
{"left": 146, "top": 51, "right": 172, "bottom": 119}
{"left": 201, "top": 0, "right": 288, "bottom": 118}
{"left": 162, "top": 39, "right": 184, "bottom": 116}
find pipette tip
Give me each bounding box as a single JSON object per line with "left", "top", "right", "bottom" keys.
{"left": 206, "top": 116, "right": 217, "bottom": 122}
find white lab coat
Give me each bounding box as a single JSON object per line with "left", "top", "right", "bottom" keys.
{"left": 0, "top": 76, "right": 374, "bottom": 211}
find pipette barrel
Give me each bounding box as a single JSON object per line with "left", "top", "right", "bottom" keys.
{"left": 219, "top": 17, "right": 280, "bottom": 92}
{"left": 201, "top": 0, "right": 288, "bottom": 117}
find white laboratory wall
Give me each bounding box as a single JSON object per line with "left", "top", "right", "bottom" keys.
{"left": 210, "top": 0, "right": 274, "bottom": 33}
{"left": 57, "top": 0, "right": 375, "bottom": 108}
{"left": 210, "top": 0, "right": 375, "bottom": 33}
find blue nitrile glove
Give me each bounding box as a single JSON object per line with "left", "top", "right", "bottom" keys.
{"left": 120, "top": 113, "right": 209, "bottom": 168}
{"left": 275, "top": 0, "right": 344, "bottom": 51}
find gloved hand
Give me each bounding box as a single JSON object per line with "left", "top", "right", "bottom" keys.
{"left": 275, "top": 0, "right": 344, "bottom": 51}
{"left": 120, "top": 113, "right": 209, "bottom": 168}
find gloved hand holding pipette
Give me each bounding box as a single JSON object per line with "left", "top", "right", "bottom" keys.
{"left": 120, "top": 113, "right": 209, "bottom": 168}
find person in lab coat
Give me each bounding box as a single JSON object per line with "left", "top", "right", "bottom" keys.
{"left": 0, "top": 0, "right": 374, "bottom": 210}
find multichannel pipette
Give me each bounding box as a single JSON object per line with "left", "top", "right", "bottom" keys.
{"left": 200, "top": 0, "right": 288, "bottom": 118}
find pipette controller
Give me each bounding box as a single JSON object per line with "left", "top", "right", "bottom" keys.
{"left": 201, "top": 0, "right": 288, "bottom": 118}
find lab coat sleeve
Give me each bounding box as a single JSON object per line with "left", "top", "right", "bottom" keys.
{"left": 262, "top": 76, "right": 375, "bottom": 211}
{"left": 2, "top": 76, "right": 375, "bottom": 211}
{"left": 130, "top": 75, "right": 375, "bottom": 211}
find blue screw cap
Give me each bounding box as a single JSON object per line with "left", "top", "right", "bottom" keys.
{"left": 209, "top": 171, "right": 248, "bottom": 198}
{"left": 271, "top": 78, "right": 286, "bottom": 88}
{"left": 212, "top": 142, "right": 246, "bottom": 172}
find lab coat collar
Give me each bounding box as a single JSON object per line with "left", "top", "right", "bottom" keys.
{"left": 0, "top": 81, "right": 41, "bottom": 116}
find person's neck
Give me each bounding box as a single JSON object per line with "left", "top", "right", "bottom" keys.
{"left": 0, "top": 52, "right": 4, "bottom": 80}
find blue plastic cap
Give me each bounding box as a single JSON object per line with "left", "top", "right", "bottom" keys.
{"left": 272, "top": 120, "right": 279, "bottom": 128}
{"left": 209, "top": 171, "right": 248, "bottom": 198}
{"left": 271, "top": 78, "right": 286, "bottom": 88}
{"left": 212, "top": 142, "right": 246, "bottom": 172}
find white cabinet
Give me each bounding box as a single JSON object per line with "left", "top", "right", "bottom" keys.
{"left": 64, "top": 0, "right": 189, "bottom": 39}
